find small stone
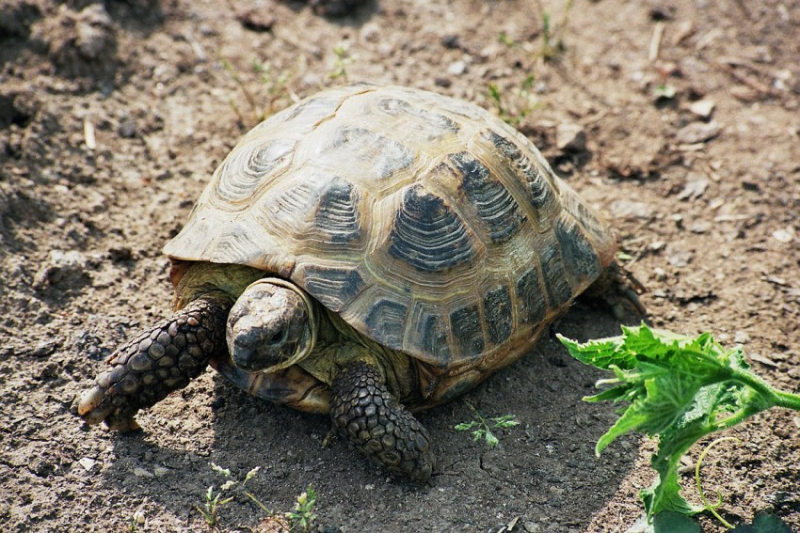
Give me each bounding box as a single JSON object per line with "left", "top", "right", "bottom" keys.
{"left": 447, "top": 60, "right": 467, "bottom": 76}
{"left": 654, "top": 267, "right": 667, "bottom": 281}
{"left": 133, "top": 467, "right": 154, "bottom": 478}
{"left": 677, "top": 178, "right": 709, "bottom": 201}
{"left": 78, "top": 457, "right": 96, "bottom": 471}
{"left": 118, "top": 117, "right": 136, "bottom": 138}
{"left": 666, "top": 249, "right": 693, "bottom": 268}
{"left": 772, "top": 227, "right": 795, "bottom": 243}
{"left": 676, "top": 121, "right": 722, "bottom": 144}
{"left": 153, "top": 466, "right": 169, "bottom": 477}
{"left": 235, "top": 8, "right": 275, "bottom": 32}
{"left": 75, "top": 4, "right": 115, "bottom": 60}
{"left": 360, "top": 22, "right": 381, "bottom": 43}
{"left": 689, "top": 99, "right": 715, "bottom": 119}
{"left": 734, "top": 331, "right": 750, "bottom": 344}
{"left": 609, "top": 200, "right": 651, "bottom": 220}
{"left": 556, "top": 123, "right": 586, "bottom": 152}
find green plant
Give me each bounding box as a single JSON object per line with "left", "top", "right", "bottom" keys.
{"left": 487, "top": 76, "right": 538, "bottom": 126}
{"left": 329, "top": 43, "right": 353, "bottom": 82}
{"left": 536, "top": 0, "right": 573, "bottom": 62}
{"left": 559, "top": 324, "right": 800, "bottom": 528}
{"left": 455, "top": 400, "right": 520, "bottom": 448}
{"left": 195, "top": 463, "right": 272, "bottom": 531}
{"left": 286, "top": 486, "right": 317, "bottom": 533}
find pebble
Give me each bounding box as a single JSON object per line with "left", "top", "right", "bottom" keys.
{"left": 609, "top": 199, "right": 651, "bottom": 220}
{"left": 772, "top": 227, "right": 795, "bottom": 243}
{"left": 689, "top": 99, "right": 715, "bottom": 118}
{"left": 677, "top": 178, "right": 709, "bottom": 200}
{"left": 447, "top": 60, "right": 467, "bottom": 76}
{"left": 75, "top": 4, "right": 115, "bottom": 60}
{"left": 734, "top": 330, "right": 750, "bottom": 344}
{"left": 555, "top": 123, "right": 586, "bottom": 152}
{"left": 78, "top": 457, "right": 96, "bottom": 471}
{"left": 676, "top": 121, "right": 722, "bottom": 144}
{"left": 133, "top": 467, "right": 154, "bottom": 478}
{"left": 666, "top": 249, "right": 693, "bottom": 268}
{"left": 360, "top": 22, "right": 381, "bottom": 43}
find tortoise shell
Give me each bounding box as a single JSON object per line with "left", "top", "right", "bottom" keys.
{"left": 164, "top": 84, "right": 616, "bottom": 378}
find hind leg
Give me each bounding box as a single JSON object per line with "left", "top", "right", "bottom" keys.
{"left": 585, "top": 262, "right": 647, "bottom": 320}
{"left": 78, "top": 296, "right": 230, "bottom": 431}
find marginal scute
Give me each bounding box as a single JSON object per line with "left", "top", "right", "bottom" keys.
{"left": 450, "top": 151, "right": 526, "bottom": 243}
{"left": 516, "top": 267, "right": 546, "bottom": 325}
{"left": 365, "top": 299, "right": 408, "bottom": 350}
{"left": 483, "top": 285, "right": 513, "bottom": 345}
{"left": 419, "top": 312, "right": 451, "bottom": 366}
{"left": 554, "top": 217, "right": 601, "bottom": 286}
{"left": 449, "top": 303, "right": 485, "bottom": 358}
{"left": 297, "top": 264, "right": 366, "bottom": 312}
{"left": 539, "top": 242, "right": 573, "bottom": 306}
{"left": 388, "top": 185, "right": 477, "bottom": 272}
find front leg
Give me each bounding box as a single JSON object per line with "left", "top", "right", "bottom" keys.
{"left": 330, "top": 361, "right": 435, "bottom": 483}
{"left": 77, "top": 296, "right": 230, "bottom": 431}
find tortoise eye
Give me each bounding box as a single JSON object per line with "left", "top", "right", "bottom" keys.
{"left": 268, "top": 330, "right": 288, "bottom": 345}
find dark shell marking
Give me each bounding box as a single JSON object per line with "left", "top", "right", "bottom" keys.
{"left": 315, "top": 178, "right": 362, "bottom": 243}
{"left": 297, "top": 264, "right": 365, "bottom": 313}
{"left": 450, "top": 151, "right": 526, "bottom": 243}
{"left": 365, "top": 299, "right": 408, "bottom": 350}
{"left": 483, "top": 285, "right": 513, "bottom": 345}
{"left": 449, "top": 303, "right": 485, "bottom": 358}
{"left": 388, "top": 185, "right": 477, "bottom": 273}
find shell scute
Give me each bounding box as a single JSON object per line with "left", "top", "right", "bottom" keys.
{"left": 450, "top": 150, "right": 526, "bottom": 243}
{"left": 387, "top": 184, "right": 477, "bottom": 273}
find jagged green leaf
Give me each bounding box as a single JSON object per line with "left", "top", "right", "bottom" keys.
{"left": 561, "top": 323, "right": 800, "bottom": 523}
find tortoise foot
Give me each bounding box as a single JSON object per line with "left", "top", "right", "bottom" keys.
{"left": 77, "top": 296, "right": 229, "bottom": 431}
{"left": 330, "top": 361, "right": 435, "bottom": 483}
{"left": 588, "top": 262, "right": 647, "bottom": 320}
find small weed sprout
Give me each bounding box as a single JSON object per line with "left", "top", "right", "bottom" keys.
{"left": 286, "top": 486, "right": 317, "bottom": 533}
{"left": 329, "top": 43, "right": 353, "bottom": 82}
{"left": 535, "top": 0, "right": 573, "bottom": 62}
{"left": 218, "top": 54, "right": 300, "bottom": 127}
{"left": 455, "top": 400, "right": 520, "bottom": 448}
{"left": 487, "top": 76, "right": 539, "bottom": 126}
{"left": 195, "top": 463, "right": 272, "bottom": 531}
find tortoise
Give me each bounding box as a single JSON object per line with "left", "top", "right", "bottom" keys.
{"left": 78, "top": 84, "right": 643, "bottom": 482}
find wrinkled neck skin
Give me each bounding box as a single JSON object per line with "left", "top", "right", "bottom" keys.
{"left": 173, "top": 262, "right": 265, "bottom": 311}
{"left": 311, "top": 308, "right": 417, "bottom": 402}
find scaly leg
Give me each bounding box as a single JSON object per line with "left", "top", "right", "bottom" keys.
{"left": 78, "top": 296, "right": 230, "bottom": 431}
{"left": 330, "top": 361, "right": 435, "bottom": 483}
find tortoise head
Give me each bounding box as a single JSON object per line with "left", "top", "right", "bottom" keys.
{"left": 226, "top": 278, "right": 317, "bottom": 372}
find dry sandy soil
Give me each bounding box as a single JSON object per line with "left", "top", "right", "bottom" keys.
{"left": 1, "top": 0, "right": 799, "bottom": 532}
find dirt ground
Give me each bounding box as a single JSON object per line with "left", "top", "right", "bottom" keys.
{"left": 1, "top": 0, "right": 799, "bottom": 531}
